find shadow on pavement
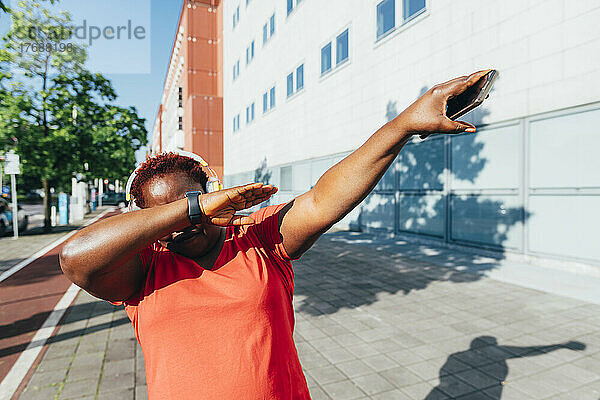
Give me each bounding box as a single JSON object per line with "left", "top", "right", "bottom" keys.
{"left": 295, "top": 234, "right": 502, "bottom": 316}
{"left": 424, "top": 336, "right": 586, "bottom": 399}
{"left": 0, "top": 301, "right": 117, "bottom": 343}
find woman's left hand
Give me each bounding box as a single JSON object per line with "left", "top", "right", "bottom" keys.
{"left": 392, "top": 69, "right": 492, "bottom": 139}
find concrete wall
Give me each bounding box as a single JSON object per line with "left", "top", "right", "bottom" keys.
{"left": 222, "top": 0, "right": 600, "bottom": 265}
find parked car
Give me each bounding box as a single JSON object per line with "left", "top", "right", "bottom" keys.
{"left": 0, "top": 197, "right": 28, "bottom": 235}
{"left": 101, "top": 192, "right": 127, "bottom": 208}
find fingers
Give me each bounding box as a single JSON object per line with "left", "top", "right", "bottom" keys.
{"left": 442, "top": 119, "right": 476, "bottom": 134}
{"left": 230, "top": 215, "right": 256, "bottom": 226}
{"left": 231, "top": 183, "right": 278, "bottom": 210}
{"left": 444, "top": 69, "right": 493, "bottom": 97}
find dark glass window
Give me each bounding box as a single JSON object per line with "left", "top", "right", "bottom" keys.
{"left": 270, "top": 14, "right": 275, "bottom": 36}
{"left": 377, "top": 0, "right": 395, "bottom": 39}
{"left": 263, "top": 92, "right": 268, "bottom": 112}
{"left": 269, "top": 86, "right": 276, "bottom": 108}
{"left": 287, "top": 0, "right": 293, "bottom": 15}
{"left": 321, "top": 42, "right": 331, "bottom": 74}
{"left": 296, "top": 64, "right": 304, "bottom": 90}
{"left": 404, "top": 0, "right": 425, "bottom": 20}
{"left": 287, "top": 73, "right": 294, "bottom": 97}
{"left": 336, "top": 29, "right": 349, "bottom": 64}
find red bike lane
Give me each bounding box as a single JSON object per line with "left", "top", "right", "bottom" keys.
{"left": 0, "top": 209, "right": 120, "bottom": 391}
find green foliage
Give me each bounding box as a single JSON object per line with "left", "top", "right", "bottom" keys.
{"left": 0, "top": 0, "right": 147, "bottom": 194}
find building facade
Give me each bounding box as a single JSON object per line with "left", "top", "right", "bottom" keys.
{"left": 152, "top": 0, "right": 224, "bottom": 179}
{"left": 222, "top": 0, "right": 600, "bottom": 266}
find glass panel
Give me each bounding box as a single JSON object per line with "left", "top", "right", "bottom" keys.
{"left": 296, "top": 64, "right": 304, "bottom": 90}
{"left": 280, "top": 166, "right": 292, "bottom": 191}
{"left": 246, "top": 106, "right": 249, "bottom": 123}
{"left": 451, "top": 194, "right": 522, "bottom": 249}
{"left": 398, "top": 138, "right": 444, "bottom": 190}
{"left": 404, "top": 0, "right": 425, "bottom": 20}
{"left": 270, "top": 14, "right": 275, "bottom": 36}
{"left": 530, "top": 108, "right": 600, "bottom": 188}
{"left": 451, "top": 124, "right": 520, "bottom": 190}
{"left": 251, "top": 103, "right": 255, "bottom": 120}
{"left": 336, "top": 29, "right": 349, "bottom": 64}
{"left": 263, "top": 23, "right": 268, "bottom": 44}
{"left": 246, "top": 47, "right": 249, "bottom": 64}
{"left": 361, "top": 193, "right": 395, "bottom": 230}
{"left": 398, "top": 193, "right": 444, "bottom": 237}
{"left": 251, "top": 40, "right": 254, "bottom": 57}
{"left": 377, "top": 0, "right": 395, "bottom": 39}
{"left": 287, "top": 0, "right": 293, "bottom": 15}
{"left": 263, "top": 92, "right": 268, "bottom": 112}
{"left": 321, "top": 42, "right": 331, "bottom": 74}
{"left": 270, "top": 86, "right": 275, "bottom": 108}
{"left": 287, "top": 73, "right": 294, "bottom": 97}
{"left": 529, "top": 195, "right": 600, "bottom": 262}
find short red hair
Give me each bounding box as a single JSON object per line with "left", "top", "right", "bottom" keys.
{"left": 130, "top": 152, "right": 208, "bottom": 208}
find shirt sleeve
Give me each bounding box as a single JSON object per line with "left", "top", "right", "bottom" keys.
{"left": 247, "top": 203, "right": 301, "bottom": 262}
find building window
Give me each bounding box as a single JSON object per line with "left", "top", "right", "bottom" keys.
{"left": 233, "top": 6, "right": 240, "bottom": 29}
{"left": 336, "top": 29, "right": 349, "bottom": 65}
{"left": 377, "top": 0, "right": 395, "bottom": 39}
{"left": 376, "top": 0, "right": 426, "bottom": 41}
{"left": 233, "top": 113, "right": 241, "bottom": 132}
{"left": 321, "top": 42, "right": 332, "bottom": 75}
{"left": 178, "top": 87, "right": 183, "bottom": 108}
{"left": 287, "top": 72, "right": 294, "bottom": 97}
{"left": 404, "top": 0, "right": 426, "bottom": 20}
{"left": 263, "top": 92, "right": 268, "bottom": 113}
{"left": 269, "top": 86, "right": 276, "bottom": 109}
{"left": 262, "top": 14, "right": 276, "bottom": 46}
{"left": 246, "top": 102, "right": 256, "bottom": 123}
{"left": 246, "top": 41, "right": 255, "bottom": 65}
{"left": 280, "top": 166, "right": 292, "bottom": 191}
{"left": 178, "top": 116, "right": 183, "bottom": 131}
{"left": 233, "top": 59, "right": 240, "bottom": 80}
{"left": 287, "top": 0, "right": 303, "bottom": 16}
{"left": 296, "top": 64, "right": 304, "bottom": 90}
{"left": 263, "top": 23, "right": 268, "bottom": 44}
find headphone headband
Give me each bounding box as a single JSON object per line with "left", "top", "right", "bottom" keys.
{"left": 125, "top": 150, "right": 223, "bottom": 211}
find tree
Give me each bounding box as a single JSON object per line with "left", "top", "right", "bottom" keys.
{"left": 2, "top": 0, "right": 147, "bottom": 230}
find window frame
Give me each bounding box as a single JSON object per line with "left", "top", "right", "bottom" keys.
{"left": 374, "top": 0, "right": 428, "bottom": 44}
{"left": 320, "top": 25, "right": 351, "bottom": 79}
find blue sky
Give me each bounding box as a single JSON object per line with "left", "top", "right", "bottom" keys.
{"left": 1, "top": 0, "right": 184, "bottom": 163}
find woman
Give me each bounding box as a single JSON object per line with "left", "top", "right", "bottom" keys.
{"left": 59, "top": 70, "right": 489, "bottom": 399}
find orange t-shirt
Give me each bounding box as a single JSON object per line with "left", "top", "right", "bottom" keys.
{"left": 119, "top": 204, "right": 311, "bottom": 399}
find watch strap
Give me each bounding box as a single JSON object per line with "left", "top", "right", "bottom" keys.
{"left": 185, "top": 191, "right": 204, "bottom": 225}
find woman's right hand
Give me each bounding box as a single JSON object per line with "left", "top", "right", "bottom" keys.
{"left": 198, "top": 183, "right": 278, "bottom": 226}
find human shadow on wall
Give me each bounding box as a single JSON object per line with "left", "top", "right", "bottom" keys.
{"left": 424, "top": 336, "right": 586, "bottom": 399}
{"left": 295, "top": 86, "right": 530, "bottom": 316}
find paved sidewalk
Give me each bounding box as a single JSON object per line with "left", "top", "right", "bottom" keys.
{"left": 17, "top": 230, "right": 600, "bottom": 399}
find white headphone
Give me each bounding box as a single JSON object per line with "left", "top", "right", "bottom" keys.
{"left": 125, "top": 150, "right": 223, "bottom": 211}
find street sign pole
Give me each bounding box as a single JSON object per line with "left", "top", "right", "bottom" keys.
{"left": 4, "top": 151, "right": 21, "bottom": 240}
{"left": 11, "top": 173, "right": 18, "bottom": 239}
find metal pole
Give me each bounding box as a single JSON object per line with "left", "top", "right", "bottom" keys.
{"left": 99, "top": 178, "right": 103, "bottom": 207}
{"left": 11, "top": 173, "right": 18, "bottom": 239}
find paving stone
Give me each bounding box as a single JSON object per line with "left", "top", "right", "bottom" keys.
{"left": 19, "top": 384, "right": 60, "bottom": 400}
{"left": 361, "top": 354, "right": 398, "bottom": 372}
{"left": 307, "top": 365, "right": 348, "bottom": 386}
{"left": 379, "top": 366, "right": 423, "bottom": 388}
{"left": 321, "top": 380, "right": 366, "bottom": 400}
{"left": 59, "top": 378, "right": 97, "bottom": 399}
{"left": 352, "top": 373, "right": 395, "bottom": 395}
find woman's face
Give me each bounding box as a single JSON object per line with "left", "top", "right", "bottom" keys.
{"left": 142, "top": 172, "right": 222, "bottom": 259}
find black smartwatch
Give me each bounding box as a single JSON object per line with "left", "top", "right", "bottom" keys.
{"left": 185, "top": 191, "right": 204, "bottom": 225}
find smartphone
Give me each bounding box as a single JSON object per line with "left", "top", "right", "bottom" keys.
{"left": 446, "top": 70, "right": 499, "bottom": 120}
